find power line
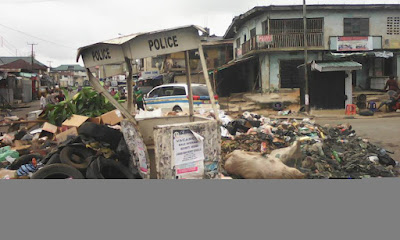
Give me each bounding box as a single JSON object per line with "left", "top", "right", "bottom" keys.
{"left": 0, "top": 23, "right": 76, "bottom": 49}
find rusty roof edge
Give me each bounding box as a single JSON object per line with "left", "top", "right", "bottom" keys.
{"left": 223, "top": 4, "right": 400, "bottom": 39}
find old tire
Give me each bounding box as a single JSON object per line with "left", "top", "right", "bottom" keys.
{"left": 272, "top": 102, "right": 283, "bottom": 111}
{"left": 86, "top": 157, "right": 141, "bottom": 179}
{"left": 60, "top": 146, "right": 94, "bottom": 171}
{"left": 31, "top": 164, "right": 84, "bottom": 179}
{"left": 78, "top": 122, "right": 123, "bottom": 150}
{"left": 46, "top": 153, "right": 61, "bottom": 165}
{"left": 9, "top": 154, "right": 43, "bottom": 170}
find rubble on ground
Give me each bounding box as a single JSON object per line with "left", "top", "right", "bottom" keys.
{"left": 0, "top": 109, "right": 141, "bottom": 179}
{"left": 220, "top": 111, "right": 399, "bottom": 179}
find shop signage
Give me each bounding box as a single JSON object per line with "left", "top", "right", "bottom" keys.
{"left": 337, "top": 36, "right": 373, "bottom": 52}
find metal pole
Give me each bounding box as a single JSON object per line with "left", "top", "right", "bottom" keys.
{"left": 27, "top": 43, "right": 37, "bottom": 71}
{"left": 198, "top": 44, "right": 221, "bottom": 122}
{"left": 184, "top": 51, "right": 194, "bottom": 122}
{"left": 303, "top": 0, "right": 310, "bottom": 113}
{"left": 125, "top": 58, "right": 134, "bottom": 114}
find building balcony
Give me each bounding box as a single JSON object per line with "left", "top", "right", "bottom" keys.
{"left": 238, "top": 33, "right": 324, "bottom": 57}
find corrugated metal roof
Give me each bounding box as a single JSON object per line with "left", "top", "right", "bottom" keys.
{"left": 77, "top": 25, "right": 207, "bottom": 62}
{"left": 311, "top": 61, "right": 362, "bottom": 72}
{"left": 316, "top": 61, "right": 362, "bottom": 68}
{"left": 0, "top": 56, "right": 47, "bottom": 67}
{"left": 224, "top": 4, "right": 400, "bottom": 39}
{"left": 51, "top": 64, "right": 85, "bottom": 71}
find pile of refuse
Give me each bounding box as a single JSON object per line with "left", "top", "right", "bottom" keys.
{"left": 0, "top": 111, "right": 142, "bottom": 179}
{"left": 220, "top": 111, "right": 399, "bottom": 179}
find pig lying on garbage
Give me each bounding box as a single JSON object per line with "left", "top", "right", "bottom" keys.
{"left": 224, "top": 141, "right": 305, "bottom": 179}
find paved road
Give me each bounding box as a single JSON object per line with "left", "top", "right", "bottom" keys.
{"left": 317, "top": 117, "right": 400, "bottom": 162}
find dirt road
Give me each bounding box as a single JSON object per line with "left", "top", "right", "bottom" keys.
{"left": 317, "top": 117, "right": 400, "bottom": 162}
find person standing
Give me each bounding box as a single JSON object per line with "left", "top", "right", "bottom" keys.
{"left": 55, "top": 91, "right": 65, "bottom": 103}
{"left": 40, "top": 93, "right": 47, "bottom": 110}
{"left": 384, "top": 76, "right": 400, "bottom": 93}
{"left": 134, "top": 86, "right": 145, "bottom": 111}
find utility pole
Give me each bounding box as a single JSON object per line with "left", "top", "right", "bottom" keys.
{"left": 27, "top": 43, "right": 38, "bottom": 71}
{"left": 303, "top": 0, "right": 310, "bottom": 114}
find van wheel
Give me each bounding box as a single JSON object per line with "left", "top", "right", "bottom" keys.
{"left": 173, "top": 106, "right": 182, "bottom": 112}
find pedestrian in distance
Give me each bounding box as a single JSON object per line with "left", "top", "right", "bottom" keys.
{"left": 384, "top": 76, "right": 400, "bottom": 93}
{"left": 134, "top": 86, "right": 145, "bottom": 111}
{"left": 40, "top": 93, "right": 47, "bottom": 110}
{"left": 55, "top": 91, "right": 65, "bottom": 103}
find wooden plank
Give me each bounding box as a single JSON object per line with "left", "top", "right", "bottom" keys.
{"left": 198, "top": 44, "right": 220, "bottom": 122}
{"left": 184, "top": 51, "right": 194, "bottom": 122}
{"left": 125, "top": 58, "right": 133, "bottom": 114}
{"left": 86, "top": 69, "right": 137, "bottom": 124}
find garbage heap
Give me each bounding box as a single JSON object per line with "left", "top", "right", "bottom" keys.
{"left": 0, "top": 112, "right": 141, "bottom": 179}
{"left": 221, "top": 111, "right": 399, "bottom": 179}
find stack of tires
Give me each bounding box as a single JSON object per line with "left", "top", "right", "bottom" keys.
{"left": 11, "top": 123, "right": 142, "bottom": 179}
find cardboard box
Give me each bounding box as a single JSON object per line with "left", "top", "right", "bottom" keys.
{"left": 88, "top": 117, "right": 102, "bottom": 125}
{"left": 101, "top": 110, "right": 124, "bottom": 125}
{"left": 62, "top": 115, "right": 89, "bottom": 128}
{"left": 42, "top": 122, "right": 58, "bottom": 134}
{"left": 55, "top": 127, "right": 78, "bottom": 144}
{"left": 39, "top": 122, "right": 58, "bottom": 139}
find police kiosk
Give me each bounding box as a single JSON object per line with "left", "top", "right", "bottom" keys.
{"left": 77, "top": 26, "right": 221, "bottom": 179}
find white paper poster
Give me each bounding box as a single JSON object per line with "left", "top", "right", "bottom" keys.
{"left": 173, "top": 129, "right": 205, "bottom": 166}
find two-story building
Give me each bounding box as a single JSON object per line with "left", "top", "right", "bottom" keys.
{"left": 50, "top": 64, "right": 88, "bottom": 87}
{"left": 222, "top": 4, "right": 400, "bottom": 107}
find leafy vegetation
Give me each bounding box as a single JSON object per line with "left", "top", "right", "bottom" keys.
{"left": 43, "top": 87, "right": 120, "bottom": 126}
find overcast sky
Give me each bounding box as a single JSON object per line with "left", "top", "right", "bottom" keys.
{"left": 1, "top": 0, "right": 399, "bottom": 67}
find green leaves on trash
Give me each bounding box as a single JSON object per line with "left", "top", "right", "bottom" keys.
{"left": 43, "top": 87, "right": 119, "bottom": 126}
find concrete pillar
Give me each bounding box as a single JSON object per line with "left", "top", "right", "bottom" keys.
{"left": 345, "top": 70, "right": 353, "bottom": 107}
{"left": 259, "top": 54, "right": 270, "bottom": 92}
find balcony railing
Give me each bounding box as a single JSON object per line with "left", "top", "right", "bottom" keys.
{"left": 239, "top": 33, "right": 324, "bottom": 56}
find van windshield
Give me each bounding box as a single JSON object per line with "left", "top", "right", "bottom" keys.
{"left": 192, "top": 86, "right": 209, "bottom": 96}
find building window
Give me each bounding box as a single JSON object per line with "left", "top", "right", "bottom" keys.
{"left": 151, "top": 56, "right": 164, "bottom": 69}
{"left": 236, "top": 38, "right": 241, "bottom": 48}
{"left": 344, "top": 18, "right": 369, "bottom": 36}
{"left": 262, "top": 20, "right": 268, "bottom": 35}
{"left": 269, "top": 18, "right": 323, "bottom": 34}
{"left": 387, "top": 17, "right": 400, "bottom": 35}
{"left": 268, "top": 18, "right": 323, "bottom": 47}
{"left": 250, "top": 28, "right": 256, "bottom": 39}
{"left": 374, "top": 58, "right": 394, "bottom": 77}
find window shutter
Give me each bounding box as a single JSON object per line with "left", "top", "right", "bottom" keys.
{"left": 360, "top": 18, "right": 369, "bottom": 36}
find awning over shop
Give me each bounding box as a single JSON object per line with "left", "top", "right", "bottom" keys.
{"left": 329, "top": 51, "right": 394, "bottom": 59}
{"left": 213, "top": 56, "right": 256, "bottom": 73}
{"left": 311, "top": 61, "right": 362, "bottom": 72}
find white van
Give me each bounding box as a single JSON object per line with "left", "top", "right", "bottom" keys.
{"left": 144, "top": 83, "right": 219, "bottom": 113}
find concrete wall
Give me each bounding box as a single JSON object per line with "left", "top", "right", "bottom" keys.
{"left": 0, "top": 88, "right": 13, "bottom": 104}
{"left": 175, "top": 74, "right": 205, "bottom": 84}
{"left": 259, "top": 52, "right": 320, "bottom": 90}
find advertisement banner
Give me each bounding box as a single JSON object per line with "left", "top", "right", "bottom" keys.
{"left": 257, "top": 35, "right": 273, "bottom": 44}
{"left": 337, "top": 36, "right": 373, "bottom": 51}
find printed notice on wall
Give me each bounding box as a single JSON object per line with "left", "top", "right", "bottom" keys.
{"left": 173, "top": 129, "right": 205, "bottom": 166}
{"left": 175, "top": 160, "right": 204, "bottom": 179}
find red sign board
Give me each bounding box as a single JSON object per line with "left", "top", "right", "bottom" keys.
{"left": 257, "top": 35, "right": 273, "bottom": 44}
